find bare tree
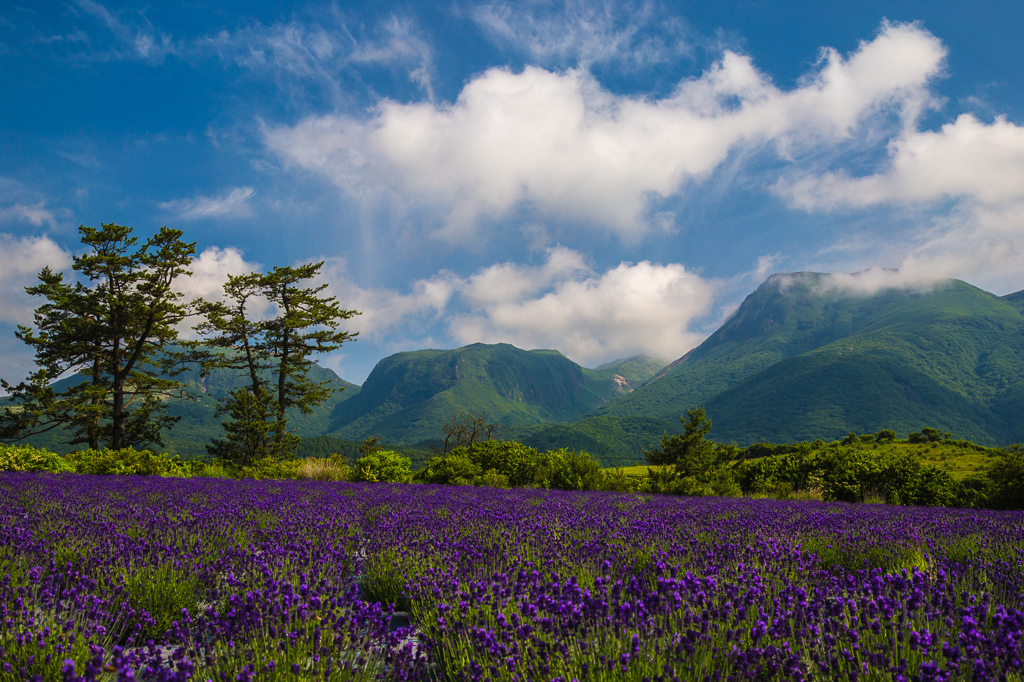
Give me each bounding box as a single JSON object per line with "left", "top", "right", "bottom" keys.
{"left": 439, "top": 412, "right": 502, "bottom": 454}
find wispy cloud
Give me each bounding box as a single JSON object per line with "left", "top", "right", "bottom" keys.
{"left": 159, "top": 186, "right": 256, "bottom": 221}
{"left": 56, "top": 1, "right": 435, "bottom": 100}
{"left": 470, "top": 0, "right": 691, "bottom": 69}
{"left": 0, "top": 202, "right": 62, "bottom": 229}
{"left": 72, "top": 0, "right": 175, "bottom": 62}
{"left": 349, "top": 14, "right": 436, "bottom": 100}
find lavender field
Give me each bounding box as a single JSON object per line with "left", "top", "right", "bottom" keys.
{"left": 1, "top": 473, "right": 1023, "bottom": 681}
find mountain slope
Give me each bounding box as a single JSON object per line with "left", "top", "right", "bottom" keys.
{"left": 596, "top": 273, "right": 1024, "bottom": 446}
{"left": 1004, "top": 289, "right": 1024, "bottom": 309}
{"left": 327, "top": 343, "right": 662, "bottom": 444}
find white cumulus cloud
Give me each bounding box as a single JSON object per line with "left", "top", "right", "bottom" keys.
{"left": 0, "top": 233, "right": 73, "bottom": 324}
{"left": 449, "top": 252, "right": 717, "bottom": 364}
{"left": 777, "top": 113, "right": 1024, "bottom": 293}
{"left": 264, "top": 21, "right": 945, "bottom": 241}
{"left": 780, "top": 114, "right": 1024, "bottom": 210}
{"left": 0, "top": 203, "right": 61, "bottom": 229}
{"left": 314, "top": 258, "right": 456, "bottom": 341}
{"left": 174, "top": 246, "right": 262, "bottom": 301}
{"left": 306, "top": 248, "right": 718, "bottom": 366}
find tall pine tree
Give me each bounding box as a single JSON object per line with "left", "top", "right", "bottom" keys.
{"left": 1, "top": 223, "right": 196, "bottom": 450}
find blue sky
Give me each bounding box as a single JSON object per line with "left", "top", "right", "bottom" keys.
{"left": 3, "top": 0, "right": 1024, "bottom": 384}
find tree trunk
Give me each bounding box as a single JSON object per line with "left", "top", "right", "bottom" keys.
{"left": 111, "top": 340, "right": 125, "bottom": 451}
{"left": 274, "top": 288, "right": 290, "bottom": 446}
{"left": 89, "top": 350, "right": 101, "bottom": 450}
{"left": 242, "top": 336, "right": 260, "bottom": 396}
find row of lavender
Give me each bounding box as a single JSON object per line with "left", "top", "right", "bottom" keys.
{"left": 1, "top": 473, "right": 1023, "bottom": 681}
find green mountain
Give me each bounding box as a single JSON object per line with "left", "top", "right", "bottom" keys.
{"left": 325, "top": 343, "right": 664, "bottom": 445}
{"left": 596, "top": 272, "right": 1024, "bottom": 446}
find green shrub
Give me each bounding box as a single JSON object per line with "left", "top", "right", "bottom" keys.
{"left": 872, "top": 428, "right": 897, "bottom": 444}
{"left": 985, "top": 445, "right": 1024, "bottom": 510}
{"left": 645, "top": 467, "right": 741, "bottom": 497}
{"left": 533, "top": 448, "right": 605, "bottom": 491}
{"left": 416, "top": 450, "right": 482, "bottom": 486}
{"left": 460, "top": 440, "right": 539, "bottom": 486}
{"left": 0, "top": 444, "right": 74, "bottom": 473}
{"left": 234, "top": 456, "right": 300, "bottom": 480}
{"left": 351, "top": 449, "right": 412, "bottom": 483}
{"left": 601, "top": 468, "right": 647, "bottom": 493}
{"left": 68, "top": 448, "right": 195, "bottom": 476}
{"left": 478, "top": 468, "right": 510, "bottom": 488}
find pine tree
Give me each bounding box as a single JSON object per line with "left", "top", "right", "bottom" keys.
{"left": 644, "top": 407, "right": 720, "bottom": 478}
{"left": 1, "top": 223, "right": 196, "bottom": 450}
{"left": 197, "top": 262, "right": 358, "bottom": 465}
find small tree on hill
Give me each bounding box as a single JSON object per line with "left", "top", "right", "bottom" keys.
{"left": 645, "top": 407, "right": 719, "bottom": 475}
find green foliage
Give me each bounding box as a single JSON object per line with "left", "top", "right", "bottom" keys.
{"left": 358, "top": 433, "right": 385, "bottom": 458}
{"left": 1, "top": 223, "right": 196, "bottom": 450}
{"left": 477, "top": 468, "right": 510, "bottom": 488}
{"left": 460, "top": 439, "right": 539, "bottom": 486}
{"left": 416, "top": 450, "right": 483, "bottom": 486}
{"left": 68, "top": 448, "right": 197, "bottom": 476}
{"left": 351, "top": 449, "right": 412, "bottom": 483}
{"left": 206, "top": 386, "right": 296, "bottom": 468}
{"left": 819, "top": 449, "right": 960, "bottom": 505}
{"left": 644, "top": 465, "right": 741, "bottom": 497}
{"left": 875, "top": 429, "right": 897, "bottom": 443}
{"left": 908, "top": 427, "right": 949, "bottom": 443}
{"left": 0, "top": 443, "right": 74, "bottom": 473}
{"left": 600, "top": 467, "right": 647, "bottom": 493}
{"left": 417, "top": 439, "right": 539, "bottom": 487}
{"left": 639, "top": 407, "right": 740, "bottom": 497}
{"left": 234, "top": 456, "right": 301, "bottom": 480}
{"left": 195, "top": 262, "right": 358, "bottom": 459}
{"left": 645, "top": 407, "right": 722, "bottom": 476}
{"left": 736, "top": 434, "right": 972, "bottom": 507}
{"left": 985, "top": 444, "right": 1024, "bottom": 510}
{"left": 533, "top": 448, "right": 605, "bottom": 491}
